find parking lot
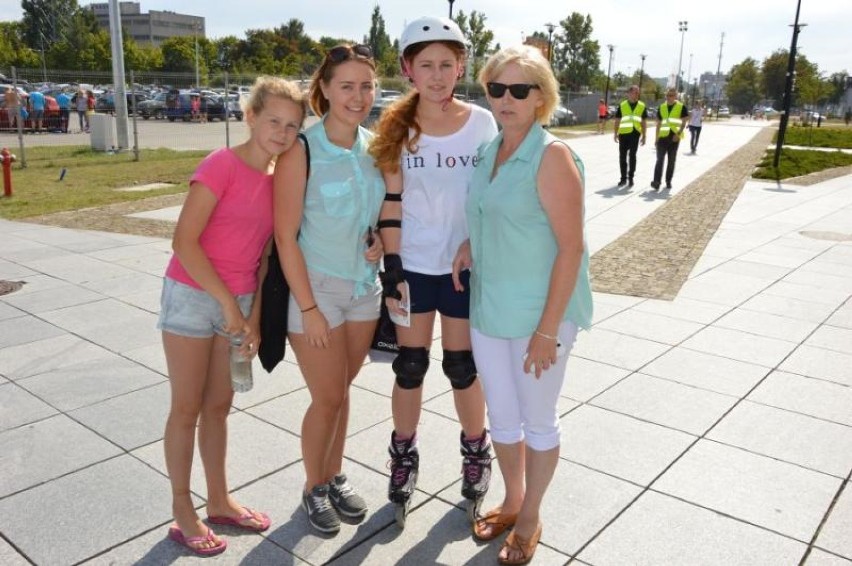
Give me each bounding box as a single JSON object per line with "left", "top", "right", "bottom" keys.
{"left": 0, "top": 114, "right": 322, "bottom": 153}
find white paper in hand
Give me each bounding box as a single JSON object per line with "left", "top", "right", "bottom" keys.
{"left": 389, "top": 281, "right": 411, "bottom": 327}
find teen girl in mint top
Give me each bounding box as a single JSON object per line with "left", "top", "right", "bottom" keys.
{"left": 157, "top": 77, "right": 307, "bottom": 557}
{"left": 273, "top": 44, "right": 384, "bottom": 535}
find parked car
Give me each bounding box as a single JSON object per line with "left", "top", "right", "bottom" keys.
{"left": 95, "top": 92, "right": 149, "bottom": 115}
{"left": 221, "top": 93, "right": 244, "bottom": 121}
{"left": 0, "top": 92, "right": 61, "bottom": 131}
{"left": 202, "top": 95, "right": 243, "bottom": 121}
{"left": 137, "top": 92, "right": 168, "bottom": 120}
{"left": 717, "top": 106, "right": 731, "bottom": 118}
{"left": 362, "top": 97, "right": 398, "bottom": 128}
{"left": 379, "top": 89, "right": 403, "bottom": 100}
{"left": 549, "top": 104, "right": 577, "bottom": 127}
{"left": 164, "top": 90, "right": 195, "bottom": 122}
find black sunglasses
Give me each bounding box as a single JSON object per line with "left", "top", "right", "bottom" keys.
{"left": 486, "top": 82, "right": 540, "bottom": 100}
{"left": 327, "top": 44, "right": 373, "bottom": 63}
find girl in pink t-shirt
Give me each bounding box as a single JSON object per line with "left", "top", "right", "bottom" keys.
{"left": 157, "top": 77, "right": 306, "bottom": 557}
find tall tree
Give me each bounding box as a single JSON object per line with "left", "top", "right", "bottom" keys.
{"left": 826, "top": 71, "right": 850, "bottom": 104}
{"left": 20, "top": 0, "right": 80, "bottom": 48}
{"left": 0, "top": 21, "right": 41, "bottom": 69}
{"left": 364, "top": 4, "right": 392, "bottom": 63}
{"left": 794, "top": 57, "right": 823, "bottom": 108}
{"left": 213, "top": 36, "right": 242, "bottom": 73}
{"left": 453, "top": 10, "right": 494, "bottom": 78}
{"left": 363, "top": 4, "right": 398, "bottom": 77}
{"left": 47, "top": 10, "right": 110, "bottom": 71}
{"left": 160, "top": 36, "right": 198, "bottom": 74}
{"left": 553, "top": 13, "right": 600, "bottom": 91}
{"left": 726, "top": 57, "right": 761, "bottom": 113}
{"left": 761, "top": 49, "right": 822, "bottom": 108}
{"left": 761, "top": 49, "right": 789, "bottom": 104}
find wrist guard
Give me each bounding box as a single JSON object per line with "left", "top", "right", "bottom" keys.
{"left": 380, "top": 253, "right": 405, "bottom": 300}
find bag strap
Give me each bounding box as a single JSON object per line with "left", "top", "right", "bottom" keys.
{"left": 270, "top": 131, "right": 311, "bottom": 261}
{"left": 298, "top": 132, "right": 310, "bottom": 176}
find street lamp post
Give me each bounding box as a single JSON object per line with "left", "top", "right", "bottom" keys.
{"left": 39, "top": 34, "right": 48, "bottom": 83}
{"left": 194, "top": 22, "right": 200, "bottom": 88}
{"left": 604, "top": 44, "right": 614, "bottom": 107}
{"left": 714, "top": 32, "right": 726, "bottom": 120}
{"left": 448, "top": 0, "right": 455, "bottom": 19}
{"left": 544, "top": 23, "right": 556, "bottom": 69}
{"left": 686, "top": 52, "right": 693, "bottom": 93}
{"left": 676, "top": 21, "right": 688, "bottom": 92}
{"left": 774, "top": 0, "right": 806, "bottom": 168}
{"left": 638, "top": 53, "right": 646, "bottom": 91}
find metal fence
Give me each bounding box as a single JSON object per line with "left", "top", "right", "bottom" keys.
{"left": 1, "top": 67, "right": 293, "bottom": 166}
{"left": 2, "top": 66, "right": 632, "bottom": 168}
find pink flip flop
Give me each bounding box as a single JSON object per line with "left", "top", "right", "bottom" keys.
{"left": 207, "top": 507, "right": 271, "bottom": 532}
{"left": 168, "top": 525, "right": 227, "bottom": 557}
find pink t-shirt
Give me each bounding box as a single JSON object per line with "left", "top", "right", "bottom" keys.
{"left": 165, "top": 148, "right": 273, "bottom": 295}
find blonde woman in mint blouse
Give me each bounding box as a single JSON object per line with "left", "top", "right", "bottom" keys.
{"left": 452, "top": 45, "right": 592, "bottom": 565}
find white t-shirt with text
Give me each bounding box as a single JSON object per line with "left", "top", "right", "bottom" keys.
{"left": 400, "top": 104, "right": 498, "bottom": 275}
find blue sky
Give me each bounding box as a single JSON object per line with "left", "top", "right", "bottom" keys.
{"left": 2, "top": 0, "right": 848, "bottom": 78}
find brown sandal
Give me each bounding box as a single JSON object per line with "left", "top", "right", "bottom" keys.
{"left": 473, "top": 506, "right": 518, "bottom": 541}
{"left": 498, "top": 523, "right": 542, "bottom": 565}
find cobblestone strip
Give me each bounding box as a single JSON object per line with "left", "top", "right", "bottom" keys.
{"left": 590, "top": 127, "right": 775, "bottom": 300}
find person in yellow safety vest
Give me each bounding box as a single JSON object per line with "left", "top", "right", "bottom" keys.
{"left": 651, "top": 87, "right": 690, "bottom": 191}
{"left": 612, "top": 85, "right": 647, "bottom": 188}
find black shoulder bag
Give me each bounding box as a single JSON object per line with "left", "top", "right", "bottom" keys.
{"left": 258, "top": 133, "right": 310, "bottom": 373}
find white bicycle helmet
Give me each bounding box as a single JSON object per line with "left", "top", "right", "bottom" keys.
{"left": 399, "top": 16, "right": 466, "bottom": 55}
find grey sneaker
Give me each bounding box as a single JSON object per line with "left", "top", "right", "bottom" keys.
{"left": 302, "top": 484, "right": 340, "bottom": 533}
{"left": 328, "top": 474, "right": 368, "bottom": 519}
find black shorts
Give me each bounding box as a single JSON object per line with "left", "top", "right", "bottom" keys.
{"left": 405, "top": 270, "right": 470, "bottom": 318}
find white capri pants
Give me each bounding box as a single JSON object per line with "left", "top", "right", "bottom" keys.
{"left": 471, "top": 322, "right": 578, "bottom": 451}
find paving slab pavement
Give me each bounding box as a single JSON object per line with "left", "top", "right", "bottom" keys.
{"left": 1, "top": 120, "right": 851, "bottom": 565}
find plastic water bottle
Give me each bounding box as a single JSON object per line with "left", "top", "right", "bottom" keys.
{"left": 229, "top": 334, "right": 253, "bottom": 393}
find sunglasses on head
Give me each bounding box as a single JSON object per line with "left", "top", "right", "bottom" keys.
{"left": 486, "top": 82, "right": 540, "bottom": 100}
{"left": 327, "top": 44, "right": 373, "bottom": 63}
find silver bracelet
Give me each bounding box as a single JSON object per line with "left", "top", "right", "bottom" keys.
{"left": 534, "top": 330, "right": 558, "bottom": 341}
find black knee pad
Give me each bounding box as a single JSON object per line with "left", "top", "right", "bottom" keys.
{"left": 393, "top": 346, "right": 429, "bottom": 390}
{"left": 442, "top": 350, "right": 477, "bottom": 390}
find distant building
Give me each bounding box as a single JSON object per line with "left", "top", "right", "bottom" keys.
{"left": 698, "top": 71, "right": 727, "bottom": 106}
{"left": 89, "top": 2, "right": 204, "bottom": 47}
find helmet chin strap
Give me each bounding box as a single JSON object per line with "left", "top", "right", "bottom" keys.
{"left": 442, "top": 69, "right": 464, "bottom": 111}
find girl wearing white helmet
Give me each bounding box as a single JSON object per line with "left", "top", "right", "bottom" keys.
{"left": 369, "top": 15, "right": 498, "bottom": 528}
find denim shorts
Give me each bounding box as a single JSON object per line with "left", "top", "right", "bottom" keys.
{"left": 287, "top": 270, "right": 381, "bottom": 333}
{"left": 157, "top": 277, "right": 253, "bottom": 338}
{"left": 405, "top": 269, "right": 470, "bottom": 318}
